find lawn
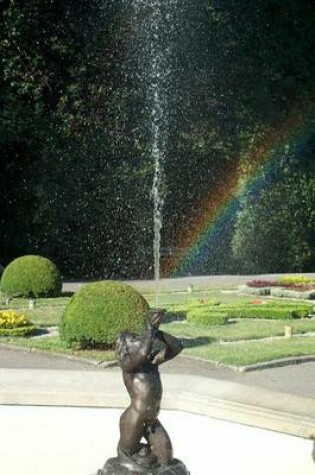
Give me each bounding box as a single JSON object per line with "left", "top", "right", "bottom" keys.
{"left": 0, "top": 295, "right": 71, "bottom": 308}
{"left": 0, "top": 335, "right": 116, "bottom": 363}
{"left": 23, "top": 306, "right": 67, "bottom": 327}
{"left": 183, "top": 337, "right": 315, "bottom": 367}
{"left": 1, "top": 289, "right": 315, "bottom": 369}
{"left": 161, "top": 318, "right": 315, "bottom": 342}
{"left": 145, "top": 290, "right": 253, "bottom": 307}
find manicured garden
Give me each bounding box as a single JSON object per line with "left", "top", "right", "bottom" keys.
{"left": 1, "top": 291, "right": 315, "bottom": 368}
{"left": 1, "top": 255, "right": 315, "bottom": 369}
{"left": 239, "top": 275, "right": 315, "bottom": 299}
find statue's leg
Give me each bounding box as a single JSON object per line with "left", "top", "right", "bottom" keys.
{"left": 118, "top": 406, "right": 145, "bottom": 456}
{"left": 145, "top": 419, "right": 173, "bottom": 465}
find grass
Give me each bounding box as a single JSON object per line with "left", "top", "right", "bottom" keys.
{"left": 1, "top": 289, "right": 315, "bottom": 368}
{"left": 145, "top": 290, "right": 253, "bottom": 307}
{"left": 23, "top": 306, "right": 65, "bottom": 326}
{"left": 1, "top": 336, "right": 70, "bottom": 353}
{"left": 183, "top": 337, "right": 315, "bottom": 366}
{"left": 0, "top": 295, "right": 71, "bottom": 308}
{"left": 0, "top": 294, "right": 69, "bottom": 326}
{"left": 1, "top": 336, "right": 116, "bottom": 362}
{"left": 161, "top": 318, "right": 315, "bottom": 342}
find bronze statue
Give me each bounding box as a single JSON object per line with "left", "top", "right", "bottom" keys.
{"left": 97, "top": 309, "right": 189, "bottom": 475}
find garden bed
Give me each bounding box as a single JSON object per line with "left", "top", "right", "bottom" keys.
{"left": 1, "top": 290, "right": 315, "bottom": 369}
{"left": 239, "top": 276, "right": 315, "bottom": 299}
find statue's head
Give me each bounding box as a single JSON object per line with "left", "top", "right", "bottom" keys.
{"left": 115, "top": 331, "right": 142, "bottom": 362}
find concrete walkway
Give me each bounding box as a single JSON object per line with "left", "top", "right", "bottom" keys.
{"left": 1, "top": 346, "right": 315, "bottom": 437}
{"left": 1, "top": 406, "right": 314, "bottom": 475}
{"left": 1, "top": 347, "right": 315, "bottom": 474}
{"left": 1, "top": 345, "right": 315, "bottom": 398}
{"left": 0, "top": 365, "right": 315, "bottom": 437}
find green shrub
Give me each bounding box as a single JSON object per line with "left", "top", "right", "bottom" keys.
{"left": 1, "top": 255, "right": 62, "bottom": 298}
{"left": 187, "top": 309, "right": 228, "bottom": 325}
{"left": 226, "top": 305, "right": 310, "bottom": 320}
{"left": 0, "top": 309, "right": 36, "bottom": 336}
{"left": 60, "top": 280, "right": 149, "bottom": 347}
{"left": 0, "top": 326, "right": 36, "bottom": 337}
{"left": 185, "top": 302, "right": 311, "bottom": 321}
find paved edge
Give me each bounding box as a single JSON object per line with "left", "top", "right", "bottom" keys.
{"left": 2, "top": 342, "right": 315, "bottom": 373}
{"left": 0, "top": 369, "right": 314, "bottom": 441}
{"left": 177, "top": 353, "right": 315, "bottom": 372}
{"left": 0, "top": 342, "right": 118, "bottom": 368}
{"left": 238, "top": 355, "right": 315, "bottom": 372}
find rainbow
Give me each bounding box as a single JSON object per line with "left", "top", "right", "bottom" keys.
{"left": 167, "top": 100, "right": 315, "bottom": 277}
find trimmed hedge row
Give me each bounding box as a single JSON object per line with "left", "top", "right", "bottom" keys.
{"left": 185, "top": 302, "right": 311, "bottom": 323}
{"left": 226, "top": 306, "right": 310, "bottom": 320}
{"left": 187, "top": 309, "right": 228, "bottom": 326}
{"left": 0, "top": 326, "right": 36, "bottom": 337}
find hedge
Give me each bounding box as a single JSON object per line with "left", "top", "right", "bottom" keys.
{"left": 0, "top": 326, "right": 36, "bottom": 337}
{"left": 187, "top": 309, "right": 228, "bottom": 325}
{"left": 225, "top": 306, "right": 310, "bottom": 320}
{"left": 186, "top": 303, "right": 311, "bottom": 321}
{"left": 1, "top": 255, "right": 62, "bottom": 298}
{"left": 60, "top": 280, "right": 149, "bottom": 347}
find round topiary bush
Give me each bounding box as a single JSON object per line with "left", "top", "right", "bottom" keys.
{"left": 0, "top": 255, "right": 62, "bottom": 298}
{"left": 60, "top": 280, "right": 149, "bottom": 348}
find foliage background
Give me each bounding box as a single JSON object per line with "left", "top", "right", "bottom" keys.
{"left": 1, "top": 0, "right": 314, "bottom": 278}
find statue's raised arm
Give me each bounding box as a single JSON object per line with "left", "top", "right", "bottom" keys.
{"left": 150, "top": 311, "right": 183, "bottom": 365}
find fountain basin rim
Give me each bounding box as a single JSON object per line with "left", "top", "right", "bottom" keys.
{"left": 0, "top": 368, "right": 314, "bottom": 440}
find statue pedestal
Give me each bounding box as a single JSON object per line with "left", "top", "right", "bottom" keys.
{"left": 97, "top": 457, "right": 190, "bottom": 475}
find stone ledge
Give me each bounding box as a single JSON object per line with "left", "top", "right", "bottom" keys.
{"left": 0, "top": 369, "right": 314, "bottom": 440}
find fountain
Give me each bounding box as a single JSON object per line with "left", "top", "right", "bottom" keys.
{"left": 1, "top": 3, "right": 315, "bottom": 475}
{"left": 95, "top": 9, "right": 191, "bottom": 472}
{"left": 125, "top": 0, "right": 180, "bottom": 300}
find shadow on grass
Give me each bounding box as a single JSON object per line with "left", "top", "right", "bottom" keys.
{"left": 164, "top": 311, "right": 187, "bottom": 323}
{"left": 180, "top": 336, "right": 214, "bottom": 348}
{"left": 61, "top": 291, "right": 74, "bottom": 297}
{"left": 30, "top": 327, "right": 51, "bottom": 337}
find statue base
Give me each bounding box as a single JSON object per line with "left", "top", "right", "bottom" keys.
{"left": 97, "top": 457, "right": 190, "bottom": 475}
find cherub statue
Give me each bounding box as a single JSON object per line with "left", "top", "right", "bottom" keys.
{"left": 97, "top": 309, "right": 189, "bottom": 474}
{"left": 116, "top": 308, "right": 183, "bottom": 469}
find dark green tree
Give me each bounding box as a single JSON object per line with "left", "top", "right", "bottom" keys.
{"left": 1, "top": 0, "right": 314, "bottom": 277}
